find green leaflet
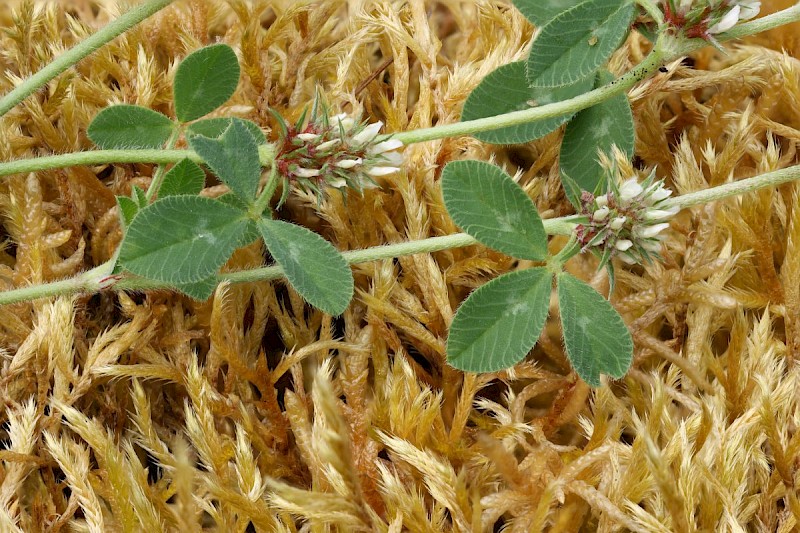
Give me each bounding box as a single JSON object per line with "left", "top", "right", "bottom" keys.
{"left": 158, "top": 158, "right": 206, "bottom": 198}
{"left": 188, "top": 119, "right": 262, "bottom": 205}
{"left": 559, "top": 70, "right": 635, "bottom": 203}
{"left": 173, "top": 44, "right": 240, "bottom": 122}
{"left": 441, "top": 160, "right": 548, "bottom": 261}
{"left": 447, "top": 268, "right": 553, "bottom": 372}
{"left": 461, "top": 61, "right": 593, "bottom": 144}
{"left": 116, "top": 195, "right": 138, "bottom": 230}
{"left": 119, "top": 195, "right": 254, "bottom": 285}
{"left": 557, "top": 272, "right": 633, "bottom": 386}
{"left": 131, "top": 186, "right": 148, "bottom": 209}
{"left": 88, "top": 104, "right": 174, "bottom": 149}
{"left": 526, "top": 0, "right": 635, "bottom": 88}
{"left": 258, "top": 219, "right": 354, "bottom": 316}
{"left": 173, "top": 276, "right": 218, "bottom": 301}
{"left": 512, "top": 0, "right": 585, "bottom": 26}
{"left": 186, "top": 117, "right": 266, "bottom": 144}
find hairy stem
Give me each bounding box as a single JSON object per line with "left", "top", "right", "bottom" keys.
{"left": 0, "top": 217, "right": 578, "bottom": 305}
{"left": 667, "top": 164, "right": 800, "bottom": 209}
{"left": 391, "top": 47, "right": 667, "bottom": 145}
{"left": 0, "top": 260, "right": 116, "bottom": 305}
{"left": 0, "top": 149, "right": 198, "bottom": 176}
{"left": 4, "top": 159, "right": 800, "bottom": 306}
{"left": 4, "top": 2, "right": 800, "bottom": 179}
{"left": 388, "top": 3, "right": 800, "bottom": 146}
{"left": 145, "top": 127, "right": 182, "bottom": 202}
{"left": 0, "top": 145, "right": 277, "bottom": 177}
{"left": 0, "top": 0, "right": 175, "bottom": 117}
{"left": 251, "top": 162, "right": 279, "bottom": 217}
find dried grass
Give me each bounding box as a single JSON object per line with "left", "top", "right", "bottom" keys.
{"left": 0, "top": 0, "right": 800, "bottom": 530}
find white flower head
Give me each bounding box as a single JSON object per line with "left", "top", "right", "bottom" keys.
{"left": 274, "top": 103, "right": 405, "bottom": 203}
{"left": 578, "top": 165, "right": 679, "bottom": 268}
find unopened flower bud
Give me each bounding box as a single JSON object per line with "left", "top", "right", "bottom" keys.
{"left": 316, "top": 139, "right": 340, "bottom": 151}
{"left": 615, "top": 239, "right": 634, "bottom": 251}
{"left": 296, "top": 133, "right": 320, "bottom": 141}
{"left": 351, "top": 122, "right": 383, "bottom": 145}
{"left": 294, "top": 167, "right": 321, "bottom": 178}
{"left": 643, "top": 207, "right": 679, "bottom": 221}
{"left": 619, "top": 179, "right": 643, "bottom": 201}
{"left": 380, "top": 151, "right": 404, "bottom": 167}
{"left": 610, "top": 216, "right": 627, "bottom": 230}
{"left": 369, "top": 139, "right": 404, "bottom": 154}
{"left": 335, "top": 158, "right": 362, "bottom": 169}
{"left": 636, "top": 222, "right": 671, "bottom": 239}
{"left": 649, "top": 186, "right": 672, "bottom": 202}
{"left": 643, "top": 240, "right": 663, "bottom": 253}
{"left": 708, "top": 5, "right": 740, "bottom": 34}
{"left": 737, "top": 0, "right": 760, "bottom": 20}
{"left": 367, "top": 166, "right": 400, "bottom": 177}
{"left": 593, "top": 206, "right": 610, "bottom": 222}
{"left": 332, "top": 113, "right": 355, "bottom": 131}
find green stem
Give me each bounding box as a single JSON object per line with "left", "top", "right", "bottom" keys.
{"left": 4, "top": 1, "right": 799, "bottom": 179}
{"left": 635, "top": 0, "right": 665, "bottom": 27}
{"left": 391, "top": 45, "right": 667, "bottom": 145}
{"left": 667, "top": 164, "right": 800, "bottom": 210}
{"left": 0, "top": 0, "right": 175, "bottom": 117}
{"left": 145, "top": 126, "right": 182, "bottom": 202}
{"left": 0, "top": 217, "right": 577, "bottom": 305}
{"left": 388, "top": 3, "right": 800, "bottom": 146}
{"left": 0, "top": 149, "right": 199, "bottom": 176}
{"left": 251, "top": 161, "right": 279, "bottom": 217}
{"left": 0, "top": 260, "right": 116, "bottom": 305}
{"left": 548, "top": 236, "right": 581, "bottom": 272}
{"left": 0, "top": 145, "right": 277, "bottom": 177}
{"left": 5, "top": 159, "right": 800, "bottom": 305}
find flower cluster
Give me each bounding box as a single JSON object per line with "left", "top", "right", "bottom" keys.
{"left": 659, "top": 0, "right": 760, "bottom": 38}
{"left": 271, "top": 105, "right": 403, "bottom": 204}
{"left": 575, "top": 169, "right": 679, "bottom": 267}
